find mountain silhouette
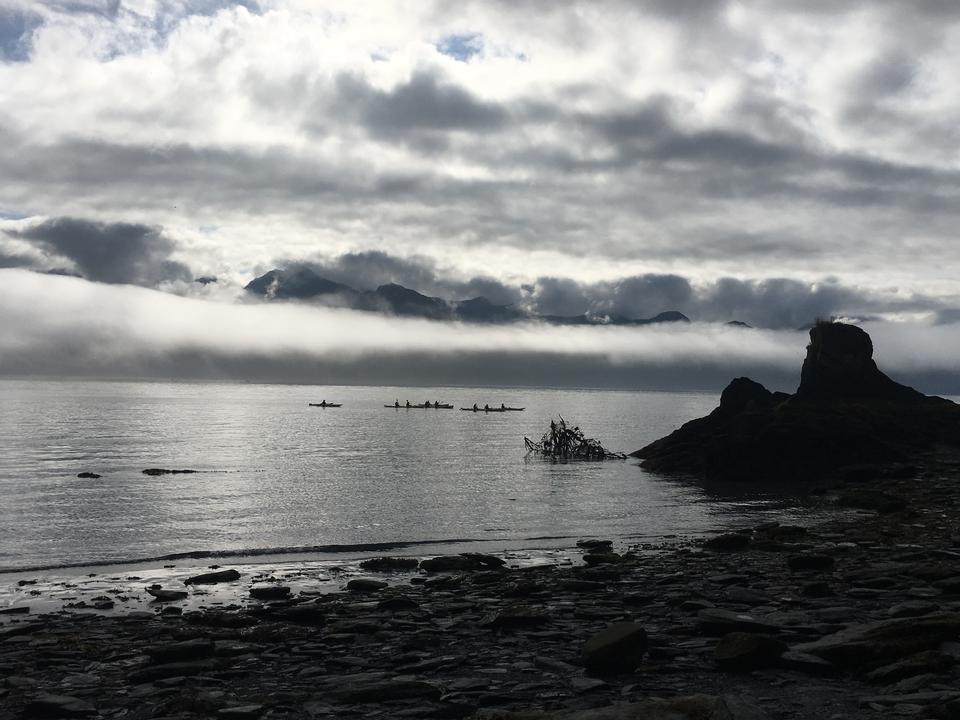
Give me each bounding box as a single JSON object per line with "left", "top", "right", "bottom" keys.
{"left": 245, "top": 267, "right": 693, "bottom": 326}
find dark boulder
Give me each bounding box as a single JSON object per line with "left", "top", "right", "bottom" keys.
{"left": 581, "top": 623, "right": 648, "bottom": 675}
{"left": 633, "top": 321, "right": 960, "bottom": 481}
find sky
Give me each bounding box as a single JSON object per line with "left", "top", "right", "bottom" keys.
{"left": 1, "top": 0, "right": 959, "bottom": 389}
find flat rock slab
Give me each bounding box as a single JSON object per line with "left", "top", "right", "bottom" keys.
{"left": 184, "top": 569, "right": 241, "bottom": 585}
{"left": 697, "top": 609, "right": 780, "bottom": 636}
{"left": 794, "top": 612, "right": 960, "bottom": 670}
{"left": 146, "top": 587, "right": 188, "bottom": 601}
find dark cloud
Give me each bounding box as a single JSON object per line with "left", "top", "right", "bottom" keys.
{"left": 602, "top": 275, "right": 695, "bottom": 319}
{"left": 522, "top": 277, "right": 590, "bottom": 317}
{"left": 10, "top": 217, "right": 191, "bottom": 286}
{"left": 334, "top": 71, "right": 507, "bottom": 141}
{"left": 517, "top": 273, "right": 941, "bottom": 329}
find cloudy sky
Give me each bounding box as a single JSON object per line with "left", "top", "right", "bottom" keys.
{"left": 1, "top": 0, "right": 959, "bottom": 387}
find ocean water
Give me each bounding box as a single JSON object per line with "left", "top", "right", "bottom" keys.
{"left": 0, "top": 379, "right": 810, "bottom": 571}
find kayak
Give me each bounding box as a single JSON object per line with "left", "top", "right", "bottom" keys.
{"left": 308, "top": 402, "right": 342, "bottom": 407}
{"left": 459, "top": 407, "right": 525, "bottom": 413}
{"left": 384, "top": 404, "right": 454, "bottom": 409}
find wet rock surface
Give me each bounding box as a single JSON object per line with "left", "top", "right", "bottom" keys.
{"left": 4, "top": 451, "right": 960, "bottom": 718}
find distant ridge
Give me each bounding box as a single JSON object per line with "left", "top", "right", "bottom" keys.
{"left": 245, "top": 266, "right": 697, "bottom": 327}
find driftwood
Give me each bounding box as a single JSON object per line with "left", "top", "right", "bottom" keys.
{"left": 524, "top": 416, "right": 626, "bottom": 460}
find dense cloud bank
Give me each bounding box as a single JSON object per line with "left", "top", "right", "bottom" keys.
{"left": 249, "top": 252, "right": 941, "bottom": 329}
{"left": 1, "top": 270, "right": 958, "bottom": 393}
{"left": 6, "top": 217, "right": 191, "bottom": 286}
{"left": 2, "top": 218, "right": 943, "bottom": 329}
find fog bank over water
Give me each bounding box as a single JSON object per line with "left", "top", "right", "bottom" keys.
{"left": 1, "top": 270, "right": 958, "bottom": 393}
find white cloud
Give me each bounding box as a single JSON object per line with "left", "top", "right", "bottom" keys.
{"left": 2, "top": 1, "right": 960, "bottom": 316}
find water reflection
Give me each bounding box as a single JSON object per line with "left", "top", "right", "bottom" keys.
{"left": 0, "top": 379, "right": 829, "bottom": 569}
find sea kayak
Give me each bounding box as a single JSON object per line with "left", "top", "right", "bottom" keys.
{"left": 459, "top": 407, "right": 525, "bottom": 412}
{"left": 384, "top": 404, "right": 454, "bottom": 409}
{"left": 308, "top": 402, "right": 342, "bottom": 407}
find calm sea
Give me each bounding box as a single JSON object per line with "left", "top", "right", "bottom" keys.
{"left": 0, "top": 379, "right": 821, "bottom": 571}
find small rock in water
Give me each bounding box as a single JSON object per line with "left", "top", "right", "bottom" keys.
{"left": 76, "top": 472, "right": 101, "bottom": 479}
{"left": 577, "top": 539, "right": 613, "bottom": 551}
{"left": 147, "top": 587, "right": 188, "bottom": 601}
{"left": 359, "top": 557, "right": 419, "bottom": 572}
{"left": 420, "top": 556, "right": 483, "bottom": 573}
{"left": 184, "top": 569, "right": 241, "bottom": 585}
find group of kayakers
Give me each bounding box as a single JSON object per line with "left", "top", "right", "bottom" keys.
{"left": 472, "top": 403, "right": 507, "bottom": 411}
{"left": 394, "top": 399, "right": 444, "bottom": 408}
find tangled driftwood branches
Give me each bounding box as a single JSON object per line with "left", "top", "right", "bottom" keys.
{"left": 524, "top": 416, "right": 626, "bottom": 460}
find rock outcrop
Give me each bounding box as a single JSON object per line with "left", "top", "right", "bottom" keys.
{"left": 633, "top": 321, "right": 960, "bottom": 481}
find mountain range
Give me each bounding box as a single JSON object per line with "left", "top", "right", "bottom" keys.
{"left": 244, "top": 266, "right": 695, "bottom": 326}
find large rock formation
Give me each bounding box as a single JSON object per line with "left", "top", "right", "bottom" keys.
{"left": 633, "top": 321, "right": 960, "bottom": 481}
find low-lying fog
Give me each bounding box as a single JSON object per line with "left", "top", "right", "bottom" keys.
{"left": 1, "top": 270, "right": 958, "bottom": 393}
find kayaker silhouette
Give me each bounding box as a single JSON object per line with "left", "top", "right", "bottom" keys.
{"left": 394, "top": 399, "right": 399, "bottom": 408}
{"left": 473, "top": 403, "right": 478, "bottom": 411}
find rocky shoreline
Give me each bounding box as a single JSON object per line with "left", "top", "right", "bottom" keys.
{"left": 3, "top": 449, "right": 960, "bottom": 719}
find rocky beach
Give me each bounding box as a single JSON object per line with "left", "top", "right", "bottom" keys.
{"left": 4, "top": 322, "right": 960, "bottom": 720}
{"left": 2, "top": 447, "right": 960, "bottom": 719}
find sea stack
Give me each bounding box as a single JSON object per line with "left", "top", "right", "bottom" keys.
{"left": 633, "top": 320, "right": 960, "bottom": 482}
